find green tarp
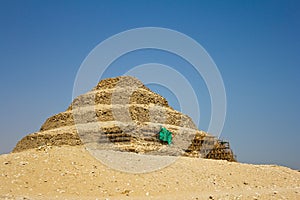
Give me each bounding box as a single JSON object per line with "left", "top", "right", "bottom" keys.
{"left": 159, "top": 127, "right": 172, "bottom": 145}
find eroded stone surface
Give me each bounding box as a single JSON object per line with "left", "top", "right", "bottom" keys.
{"left": 13, "top": 76, "right": 235, "bottom": 161}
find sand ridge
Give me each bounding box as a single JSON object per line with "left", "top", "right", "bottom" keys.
{"left": 0, "top": 146, "right": 299, "bottom": 199}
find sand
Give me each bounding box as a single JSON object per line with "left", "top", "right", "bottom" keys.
{"left": 0, "top": 146, "right": 299, "bottom": 199}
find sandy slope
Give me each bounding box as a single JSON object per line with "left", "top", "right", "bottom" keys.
{"left": 0, "top": 146, "right": 299, "bottom": 200}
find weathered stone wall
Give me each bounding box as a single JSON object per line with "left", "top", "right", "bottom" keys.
{"left": 13, "top": 76, "right": 236, "bottom": 162}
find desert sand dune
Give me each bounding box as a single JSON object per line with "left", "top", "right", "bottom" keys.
{"left": 0, "top": 146, "right": 299, "bottom": 199}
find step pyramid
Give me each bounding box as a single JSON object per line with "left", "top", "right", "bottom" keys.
{"left": 13, "top": 76, "right": 236, "bottom": 161}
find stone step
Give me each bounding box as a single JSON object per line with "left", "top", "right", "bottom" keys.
{"left": 41, "top": 104, "right": 196, "bottom": 131}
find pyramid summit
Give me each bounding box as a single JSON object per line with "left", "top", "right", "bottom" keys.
{"left": 13, "top": 76, "right": 235, "bottom": 161}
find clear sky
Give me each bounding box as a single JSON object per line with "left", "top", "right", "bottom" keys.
{"left": 0, "top": 0, "right": 299, "bottom": 169}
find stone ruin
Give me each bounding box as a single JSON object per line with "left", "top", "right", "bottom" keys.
{"left": 13, "top": 76, "right": 236, "bottom": 162}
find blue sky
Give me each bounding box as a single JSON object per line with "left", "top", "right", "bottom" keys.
{"left": 0, "top": 0, "right": 299, "bottom": 169}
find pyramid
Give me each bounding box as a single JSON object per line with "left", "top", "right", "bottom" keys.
{"left": 13, "top": 76, "right": 235, "bottom": 161}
